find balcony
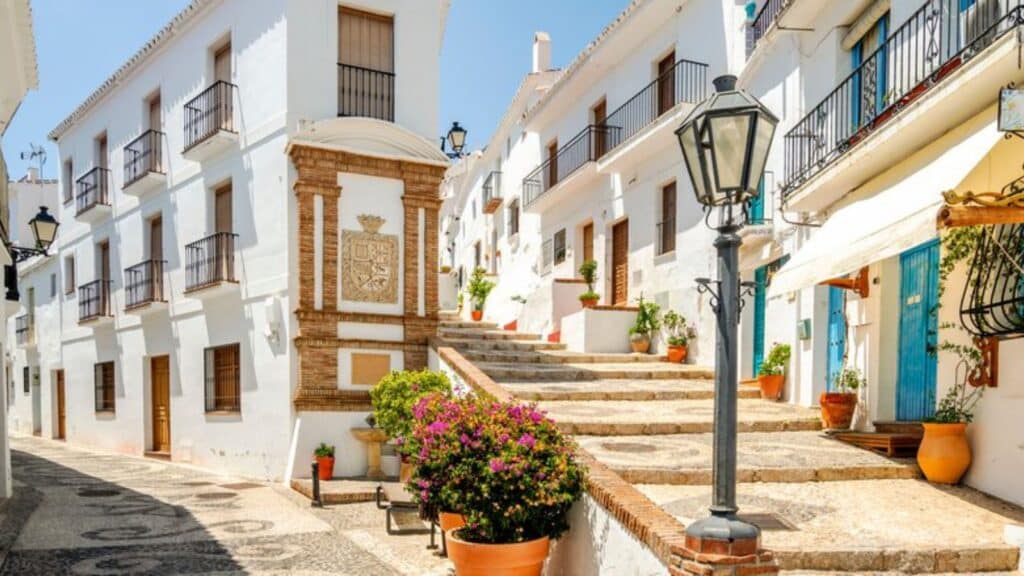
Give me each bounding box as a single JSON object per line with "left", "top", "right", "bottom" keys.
{"left": 183, "top": 80, "right": 237, "bottom": 162}
{"left": 78, "top": 279, "right": 113, "bottom": 326}
{"left": 123, "top": 129, "right": 165, "bottom": 196}
{"left": 523, "top": 125, "right": 617, "bottom": 212}
{"left": 124, "top": 259, "right": 166, "bottom": 314}
{"left": 599, "top": 58, "right": 708, "bottom": 169}
{"left": 15, "top": 314, "right": 34, "bottom": 347}
{"left": 338, "top": 63, "right": 395, "bottom": 122}
{"left": 185, "top": 232, "right": 238, "bottom": 297}
{"left": 75, "top": 167, "right": 112, "bottom": 223}
{"left": 482, "top": 171, "right": 502, "bottom": 214}
{"left": 739, "top": 183, "right": 776, "bottom": 252}
{"left": 782, "top": 0, "right": 1024, "bottom": 210}
{"left": 750, "top": 0, "right": 790, "bottom": 50}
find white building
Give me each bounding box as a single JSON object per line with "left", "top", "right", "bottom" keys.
{"left": 45, "top": 0, "right": 450, "bottom": 482}
{"left": 0, "top": 0, "right": 40, "bottom": 499}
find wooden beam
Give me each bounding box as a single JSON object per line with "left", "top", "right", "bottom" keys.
{"left": 936, "top": 206, "right": 1024, "bottom": 229}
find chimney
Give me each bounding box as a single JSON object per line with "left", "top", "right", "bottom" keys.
{"left": 532, "top": 32, "right": 551, "bottom": 73}
{"left": 26, "top": 167, "right": 39, "bottom": 182}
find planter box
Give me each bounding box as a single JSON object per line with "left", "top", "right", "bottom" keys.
{"left": 561, "top": 307, "right": 640, "bottom": 354}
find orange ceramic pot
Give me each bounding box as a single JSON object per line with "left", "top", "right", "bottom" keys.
{"left": 758, "top": 374, "right": 784, "bottom": 401}
{"left": 439, "top": 511, "right": 466, "bottom": 533}
{"left": 666, "top": 345, "right": 688, "bottom": 364}
{"left": 316, "top": 456, "right": 334, "bottom": 480}
{"left": 399, "top": 461, "right": 414, "bottom": 483}
{"left": 819, "top": 392, "right": 857, "bottom": 430}
{"left": 471, "top": 310, "right": 483, "bottom": 321}
{"left": 630, "top": 335, "right": 651, "bottom": 354}
{"left": 446, "top": 530, "right": 550, "bottom": 576}
{"left": 918, "top": 422, "right": 972, "bottom": 484}
{"left": 580, "top": 297, "right": 599, "bottom": 309}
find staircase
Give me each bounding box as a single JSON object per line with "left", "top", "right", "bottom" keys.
{"left": 436, "top": 319, "right": 1024, "bottom": 574}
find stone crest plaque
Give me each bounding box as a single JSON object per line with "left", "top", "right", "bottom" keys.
{"left": 342, "top": 214, "right": 399, "bottom": 304}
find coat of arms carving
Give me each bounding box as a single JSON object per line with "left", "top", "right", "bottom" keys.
{"left": 342, "top": 214, "right": 399, "bottom": 304}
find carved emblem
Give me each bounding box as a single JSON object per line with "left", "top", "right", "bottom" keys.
{"left": 342, "top": 214, "right": 399, "bottom": 304}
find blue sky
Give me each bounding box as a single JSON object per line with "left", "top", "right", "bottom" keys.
{"left": 3, "top": 0, "right": 625, "bottom": 180}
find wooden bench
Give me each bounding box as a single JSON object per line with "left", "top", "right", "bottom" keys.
{"left": 375, "top": 483, "right": 437, "bottom": 548}
{"left": 831, "top": 431, "right": 921, "bottom": 457}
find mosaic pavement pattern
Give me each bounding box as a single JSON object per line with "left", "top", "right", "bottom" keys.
{"left": 1, "top": 436, "right": 444, "bottom": 575}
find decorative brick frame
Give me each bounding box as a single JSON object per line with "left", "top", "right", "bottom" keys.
{"left": 289, "top": 145, "right": 445, "bottom": 411}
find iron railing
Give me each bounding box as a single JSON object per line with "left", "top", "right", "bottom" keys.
{"left": 603, "top": 58, "right": 709, "bottom": 154}
{"left": 185, "top": 232, "right": 237, "bottom": 292}
{"left": 123, "top": 129, "right": 164, "bottom": 187}
{"left": 960, "top": 222, "right": 1024, "bottom": 338}
{"left": 751, "top": 0, "right": 790, "bottom": 48}
{"left": 124, "top": 259, "right": 166, "bottom": 310}
{"left": 523, "top": 125, "right": 618, "bottom": 207}
{"left": 184, "top": 80, "right": 236, "bottom": 152}
{"left": 76, "top": 167, "right": 111, "bottom": 216}
{"left": 483, "top": 171, "right": 502, "bottom": 206}
{"left": 78, "top": 279, "right": 112, "bottom": 323}
{"left": 15, "top": 314, "right": 33, "bottom": 346}
{"left": 657, "top": 218, "right": 676, "bottom": 256}
{"left": 338, "top": 63, "right": 395, "bottom": 121}
{"left": 783, "top": 0, "right": 1024, "bottom": 196}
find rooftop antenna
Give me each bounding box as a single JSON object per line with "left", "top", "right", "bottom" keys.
{"left": 19, "top": 143, "right": 47, "bottom": 181}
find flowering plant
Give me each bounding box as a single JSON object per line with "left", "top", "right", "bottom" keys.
{"left": 405, "top": 394, "right": 586, "bottom": 544}
{"left": 369, "top": 370, "right": 452, "bottom": 442}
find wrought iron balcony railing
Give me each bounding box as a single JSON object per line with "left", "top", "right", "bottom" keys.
{"left": 523, "top": 125, "right": 618, "bottom": 208}
{"left": 603, "top": 58, "right": 708, "bottom": 155}
{"left": 15, "top": 314, "right": 33, "bottom": 346}
{"left": 185, "top": 232, "right": 237, "bottom": 292}
{"left": 78, "top": 279, "right": 113, "bottom": 323}
{"left": 750, "top": 0, "right": 790, "bottom": 48}
{"left": 783, "top": 0, "right": 1024, "bottom": 197}
{"left": 76, "top": 167, "right": 111, "bottom": 216}
{"left": 184, "top": 80, "right": 236, "bottom": 152}
{"left": 123, "top": 129, "right": 164, "bottom": 187}
{"left": 124, "top": 259, "right": 166, "bottom": 310}
{"left": 338, "top": 63, "right": 395, "bottom": 121}
{"left": 482, "top": 171, "right": 502, "bottom": 213}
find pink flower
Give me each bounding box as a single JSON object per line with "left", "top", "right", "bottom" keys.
{"left": 459, "top": 433, "right": 470, "bottom": 445}
{"left": 528, "top": 409, "right": 544, "bottom": 423}
{"left": 489, "top": 458, "right": 507, "bottom": 473}
{"left": 427, "top": 421, "right": 449, "bottom": 435}
{"left": 517, "top": 433, "right": 536, "bottom": 449}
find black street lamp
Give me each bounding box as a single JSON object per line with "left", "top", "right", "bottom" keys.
{"left": 674, "top": 75, "right": 777, "bottom": 547}
{"left": 441, "top": 121, "right": 467, "bottom": 159}
{"left": 4, "top": 206, "right": 60, "bottom": 301}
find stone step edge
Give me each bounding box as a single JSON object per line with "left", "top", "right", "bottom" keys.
{"left": 772, "top": 545, "right": 1019, "bottom": 573}
{"left": 610, "top": 464, "right": 920, "bottom": 485}
{"left": 512, "top": 389, "right": 762, "bottom": 402}
{"left": 556, "top": 420, "right": 823, "bottom": 436}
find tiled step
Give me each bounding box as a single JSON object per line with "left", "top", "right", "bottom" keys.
{"left": 438, "top": 328, "right": 541, "bottom": 341}
{"left": 641, "top": 479, "right": 1024, "bottom": 573}
{"left": 539, "top": 398, "right": 822, "bottom": 435}
{"left": 504, "top": 379, "right": 759, "bottom": 401}
{"left": 479, "top": 362, "right": 715, "bottom": 382}
{"left": 579, "top": 431, "right": 920, "bottom": 484}
{"left": 439, "top": 337, "right": 567, "bottom": 352}
{"left": 458, "top": 349, "right": 672, "bottom": 365}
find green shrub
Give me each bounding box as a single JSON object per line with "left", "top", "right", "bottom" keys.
{"left": 369, "top": 370, "right": 452, "bottom": 441}
{"left": 629, "top": 294, "right": 661, "bottom": 337}
{"left": 663, "top": 310, "right": 695, "bottom": 346}
{"left": 831, "top": 367, "right": 865, "bottom": 393}
{"left": 314, "top": 443, "right": 335, "bottom": 458}
{"left": 578, "top": 260, "right": 598, "bottom": 294}
{"left": 758, "top": 343, "right": 791, "bottom": 376}
{"left": 467, "top": 267, "right": 496, "bottom": 312}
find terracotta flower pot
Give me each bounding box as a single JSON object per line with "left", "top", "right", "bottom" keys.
{"left": 471, "top": 310, "right": 483, "bottom": 321}
{"left": 630, "top": 335, "right": 650, "bottom": 354}
{"left": 439, "top": 511, "right": 466, "bottom": 533}
{"left": 399, "top": 460, "right": 414, "bottom": 483}
{"left": 918, "top": 422, "right": 972, "bottom": 485}
{"left": 316, "top": 456, "right": 334, "bottom": 481}
{"left": 757, "top": 374, "right": 784, "bottom": 401}
{"left": 446, "top": 530, "right": 550, "bottom": 576}
{"left": 819, "top": 392, "right": 857, "bottom": 430}
{"left": 666, "top": 345, "right": 687, "bottom": 364}
{"left": 580, "top": 297, "right": 599, "bottom": 309}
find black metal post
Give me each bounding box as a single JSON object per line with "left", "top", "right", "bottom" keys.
{"left": 686, "top": 224, "right": 759, "bottom": 543}
{"left": 311, "top": 462, "right": 323, "bottom": 508}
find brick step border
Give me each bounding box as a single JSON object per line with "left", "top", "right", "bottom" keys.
{"left": 553, "top": 418, "right": 823, "bottom": 436}
{"left": 610, "top": 463, "right": 920, "bottom": 485}
{"left": 438, "top": 328, "right": 541, "bottom": 341}
{"left": 460, "top": 349, "right": 673, "bottom": 365}
{"left": 505, "top": 386, "right": 760, "bottom": 402}
{"left": 438, "top": 337, "right": 567, "bottom": 352}
{"left": 478, "top": 364, "right": 716, "bottom": 382}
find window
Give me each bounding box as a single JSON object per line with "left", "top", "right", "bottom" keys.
{"left": 50, "top": 273, "right": 57, "bottom": 298}
{"left": 553, "top": 229, "right": 567, "bottom": 265}
{"left": 659, "top": 181, "right": 677, "bottom": 255}
{"left": 474, "top": 241, "right": 481, "bottom": 269}
{"left": 546, "top": 140, "right": 559, "bottom": 188}
{"left": 22, "top": 366, "right": 29, "bottom": 394}
{"left": 205, "top": 343, "right": 240, "bottom": 412}
{"left": 63, "top": 159, "right": 73, "bottom": 204}
{"left": 64, "top": 255, "right": 76, "bottom": 295}
{"left": 337, "top": 7, "right": 395, "bottom": 119}
{"left": 508, "top": 199, "right": 520, "bottom": 236}
{"left": 851, "top": 13, "right": 888, "bottom": 127}
{"left": 94, "top": 362, "right": 115, "bottom": 412}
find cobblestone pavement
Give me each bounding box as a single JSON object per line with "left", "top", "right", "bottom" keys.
{"left": 1, "top": 435, "right": 451, "bottom": 576}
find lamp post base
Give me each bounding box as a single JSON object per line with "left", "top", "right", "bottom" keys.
{"left": 674, "top": 515, "right": 778, "bottom": 576}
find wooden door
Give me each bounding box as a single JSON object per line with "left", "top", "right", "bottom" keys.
{"left": 214, "top": 43, "right": 232, "bottom": 83}
{"left": 97, "top": 134, "right": 108, "bottom": 169}
{"left": 546, "top": 140, "right": 558, "bottom": 189}
{"left": 612, "top": 220, "right": 629, "bottom": 306}
{"left": 55, "top": 370, "right": 65, "bottom": 440}
{"left": 150, "top": 217, "right": 163, "bottom": 261}
{"left": 151, "top": 356, "right": 171, "bottom": 453}
{"left": 658, "top": 52, "right": 676, "bottom": 116}
{"left": 582, "top": 223, "right": 594, "bottom": 264}
{"left": 661, "top": 182, "right": 676, "bottom": 253}
{"left": 592, "top": 99, "right": 607, "bottom": 157}
{"left": 215, "top": 185, "right": 232, "bottom": 233}
{"left": 148, "top": 95, "right": 161, "bottom": 131}
{"left": 99, "top": 241, "right": 110, "bottom": 281}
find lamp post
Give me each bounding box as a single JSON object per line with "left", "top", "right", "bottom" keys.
{"left": 674, "top": 75, "right": 778, "bottom": 548}
{"left": 4, "top": 206, "right": 60, "bottom": 301}
{"left": 442, "top": 121, "right": 468, "bottom": 159}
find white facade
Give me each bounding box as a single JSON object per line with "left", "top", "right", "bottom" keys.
{"left": 44, "top": 0, "right": 448, "bottom": 481}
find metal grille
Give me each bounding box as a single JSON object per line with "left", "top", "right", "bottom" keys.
{"left": 75, "top": 167, "right": 111, "bottom": 216}
{"left": 124, "top": 130, "right": 164, "bottom": 186}
{"left": 185, "top": 232, "right": 237, "bottom": 291}
{"left": 960, "top": 223, "right": 1024, "bottom": 338}
{"left": 338, "top": 63, "right": 395, "bottom": 121}
{"left": 78, "top": 280, "right": 112, "bottom": 322}
{"left": 125, "top": 260, "right": 166, "bottom": 309}
{"left": 523, "top": 125, "right": 617, "bottom": 207}
{"left": 184, "top": 81, "right": 236, "bottom": 151}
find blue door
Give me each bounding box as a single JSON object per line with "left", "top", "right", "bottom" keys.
{"left": 897, "top": 240, "right": 940, "bottom": 421}
{"left": 752, "top": 266, "right": 767, "bottom": 375}
{"left": 748, "top": 177, "right": 765, "bottom": 224}
{"left": 826, "top": 286, "right": 846, "bottom": 391}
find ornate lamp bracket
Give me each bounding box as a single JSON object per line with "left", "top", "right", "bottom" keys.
{"left": 967, "top": 336, "right": 999, "bottom": 388}
{"left": 696, "top": 277, "right": 721, "bottom": 315}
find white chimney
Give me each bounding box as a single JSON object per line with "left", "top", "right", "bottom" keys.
{"left": 26, "top": 167, "right": 38, "bottom": 182}
{"left": 533, "top": 32, "right": 551, "bottom": 73}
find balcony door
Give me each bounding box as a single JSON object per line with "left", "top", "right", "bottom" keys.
{"left": 657, "top": 51, "right": 676, "bottom": 116}
{"left": 150, "top": 216, "right": 163, "bottom": 261}
{"left": 148, "top": 94, "right": 161, "bottom": 132}
{"left": 96, "top": 133, "right": 108, "bottom": 170}
{"left": 214, "top": 43, "right": 231, "bottom": 83}
{"left": 611, "top": 220, "right": 629, "bottom": 306}
{"left": 215, "top": 185, "right": 233, "bottom": 281}
{"left": 592, "top": 99, "right": 607, "bottom": 157}
{"left": 338, "top": 7, "right": 395, "bottom": 119}
{"left": 582, "top": 222, "right": 594, "bottom": 264}
{"left": 546, "top": 140, "right": 558, "bottom": 190}
{"left": 98, "top": 241, "right": 111, "bottom": 283}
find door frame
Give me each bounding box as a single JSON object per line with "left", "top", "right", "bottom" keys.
{"left": 149, "top": 355, "right": 171, "bottom": 454}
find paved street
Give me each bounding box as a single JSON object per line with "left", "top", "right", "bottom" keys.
{"left": 1, "top": 436, "right": 450, "bottom": 575}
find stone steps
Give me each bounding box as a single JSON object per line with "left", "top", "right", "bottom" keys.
{"left": 438, "top": 320, "right": 499, "bottom": 330}
{"left": 539, "top": 398, "right": 822, "bottom": 436}
{"left": 438, "top": 337, "right": 567, "bottom": 352}
{"left": 438, "top": 328, "right": 540, "bottom": 341}
{"left": 478, "top": 362, "right": 715, "bottom": 382}
{"left": 502, "top": 379, "right": 760, "bottom": 402}
{"left": 641, "top": 479, "right": 1024, "bottom": 573}
{"left": 459, "top": 349, "right": 672, "bottom": 365}
{"left": 578, "top": 431, "right": 920, "bottom": 485}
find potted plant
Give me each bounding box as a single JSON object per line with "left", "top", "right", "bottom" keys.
{"left": 820, "top": 367, "right": 863, "bottom": 430}
{"left": 369, "top": 369, "right": 452, "bottom": 482}
{"left": 918, "top": 374, "right": 983, "bottom": 485}
{"left": 407, "top": 393, "right": 585, "bottom": 576}
{"left": 628, "top": 295, "right": 660, "bottom": 354}
{"left": 757, "top": 343, "right": 791, "bottom": 400}
{"left": 467, "top": 266, "right": 495, "bottom": 322}
{"left": 314, "top": 443, "right": 335, "bottom": 481}
{"left": 662, "top": 310, "right": 695, "bottom": 363}
{"left": 578, "top": 259, "right": 600, "bottom": 309}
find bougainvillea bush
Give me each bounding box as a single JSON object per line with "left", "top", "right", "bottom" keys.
{"left": 369, "top": 370, "right": 452, "bottom": 441}
{"left": 404, "top": 393, "right": 586, "bottom": 544}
